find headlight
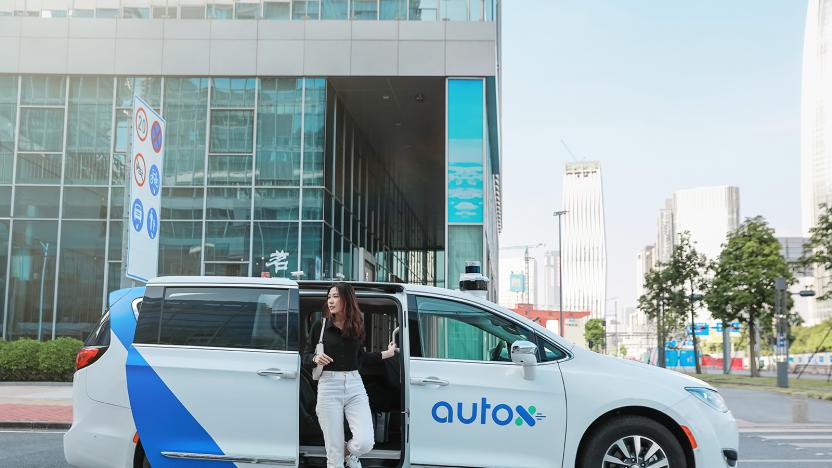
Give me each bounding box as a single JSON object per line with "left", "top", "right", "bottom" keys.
{"left": 686, "top": 387, "right": 729, "bottom": 413}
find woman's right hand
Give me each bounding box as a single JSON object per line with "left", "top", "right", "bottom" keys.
{"left": 314, "top": 353, "right": 333, "bottom": 366}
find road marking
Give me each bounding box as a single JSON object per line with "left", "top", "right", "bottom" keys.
{"left": 792, "top": 443, "right": 832, "bottom": 448}
{"left": 742, "top": 428, "right": 832, "bottom": 433}
{"left": 740, "top": 460, "right": 832, "bottom": 464}
{"left": 758, "top": 435, "right": 832, "bottom": 440}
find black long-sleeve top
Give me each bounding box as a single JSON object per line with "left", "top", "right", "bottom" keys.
{"left": 302, "top": 319, "right": 382, "bottom": 372}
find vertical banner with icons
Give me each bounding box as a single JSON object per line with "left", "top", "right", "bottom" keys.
{"left": 127, "top": 96, "right": 164, "bottom": 282}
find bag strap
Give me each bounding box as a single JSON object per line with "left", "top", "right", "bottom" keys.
{"left": 317, "top": 318, "right": 327, "bottom": 344}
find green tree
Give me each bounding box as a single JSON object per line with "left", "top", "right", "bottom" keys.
{"left": 619, "top": 344, "right": 628, "bottom": 357}
{"left": 667, "top": 232, "right": 710, "bottom": 374}
{"left": 584, "top": 319, "right": 606, "bottom": 353}
{"left": 801, "top": 203, "right": 832, "bottom": 306}
{"left": 705, "top": 216, "right": 794, "bottom": 377}
{"left": 638, "top": 264, "right": 687, "bottom": 368}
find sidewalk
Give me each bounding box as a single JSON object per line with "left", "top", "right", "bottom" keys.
{"left": 0, "top": 382, "right": 72, "bottom": 430}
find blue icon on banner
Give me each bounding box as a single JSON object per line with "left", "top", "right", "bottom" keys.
{"left": 147, "top": 208, "right": 158, "bottom": 239}
{"left": 131, "top": 199, "right": 144, "bottom": 232}
{"left": 149, "top": 165, "right": 160, "bottom": 196}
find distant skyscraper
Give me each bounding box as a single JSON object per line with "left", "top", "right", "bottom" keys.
{"left": 656, "top": 199, "right": 674, "bottom": 264}
{"left": 672, "top": 186, "right": 740, "bottom": 262}
{"left": 801, "top": 0, "right": 832, "bottom": 323}
{"left": 543, "top": 250, "right": 561, "bottom": 310}
{"left": 562, "top": 161, "right": 607, "bottom": 318}
{"left": 672, "top": 185, "right": 740, "bottom": 322}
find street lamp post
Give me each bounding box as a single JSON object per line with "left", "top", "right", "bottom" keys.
{"left": 553, "top": 210, "right": 567, "bottom": 337}
{"left": 774, "top": 276, "right": 815, "bottom": 388}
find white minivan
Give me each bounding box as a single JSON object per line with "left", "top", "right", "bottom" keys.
{"left": 64, "top": 276, "right": 738, "bottom": 468}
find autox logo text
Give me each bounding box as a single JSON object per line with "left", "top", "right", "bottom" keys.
{"left": 431, "top": 398, "right": 546, "bottom": 427}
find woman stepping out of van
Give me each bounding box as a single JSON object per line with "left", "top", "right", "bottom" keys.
{"left": 304, "top": 283, "right": 399, "bottom": 468}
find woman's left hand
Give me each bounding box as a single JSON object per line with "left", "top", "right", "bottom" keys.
{"left": 382, "top": 341, "right": 398, "bottom": 359}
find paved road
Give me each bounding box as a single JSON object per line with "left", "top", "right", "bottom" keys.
{"left": 0, "top": 430, "right": 69, "bottom": 468}
{"left": 719, "top": 386, "right": 832, "bottom": 467}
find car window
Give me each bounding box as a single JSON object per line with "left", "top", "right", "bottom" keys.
{"left": 134, "top": 286, "right": 297, "bottom": 351}
{"left": 537, "top": 336, "right": 568, "bottom": 362}
{"left": 85, "top": 312, "right": 110, "bottom": 347}
{"left": 414, "top": 296, "right": 534, "bottom": 362}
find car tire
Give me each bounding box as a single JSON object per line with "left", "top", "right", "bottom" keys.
{"left": 579, "top": 415, "right": 687, "bottom": 468}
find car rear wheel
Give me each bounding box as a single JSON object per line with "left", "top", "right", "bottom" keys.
{"left": 579, "top": 415, "right": 687, "bottom": 468}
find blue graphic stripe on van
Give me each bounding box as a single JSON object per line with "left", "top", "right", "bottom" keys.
{"left": 109, "top": 287, "right": 143, "bottom": 349}
{"left": 126, "top": 346, "right": 234, "bottom": 468}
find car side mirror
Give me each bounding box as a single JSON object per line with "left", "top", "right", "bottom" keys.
{"left": 511, "top": 340, "right": 538, "bottom": 380}
{"left": 511, "top": 340, "right": 538, "bottom": 366}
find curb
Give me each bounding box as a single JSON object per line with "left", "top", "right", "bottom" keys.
{"left": 0, "top": 421, "right": 71, "bottom": 430}
{"left": 0, "top": 382, "right": 73, "bottom": 387}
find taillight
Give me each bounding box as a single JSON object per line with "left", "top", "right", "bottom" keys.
{"left": 75, "top": 346, "right": 107, "bottom": 371}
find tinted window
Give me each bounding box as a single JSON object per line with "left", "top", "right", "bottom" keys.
{"left": 414, "top": 296, "right": 534, "bottom": 362}
{"left": 85, "top": 312, "right": 111, "bottom": 347}
{"left": 134, "top": 286, "right": 163, "bottom": 344}
{"left": 538, "top": 336, "right": 568, "bottom": 362}
{"left": 157, "top": 287, "right": 292, "bottom": 350}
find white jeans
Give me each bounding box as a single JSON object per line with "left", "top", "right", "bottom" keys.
{"left": 316, "top": 370, "right": 375, "bottom": 468}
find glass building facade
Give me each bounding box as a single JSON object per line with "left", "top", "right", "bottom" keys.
{"left": 0, "top": 75, "right": 440, "bottom": 341}
{"left": 0, "top": 0, "right": 495, "bottom": 21}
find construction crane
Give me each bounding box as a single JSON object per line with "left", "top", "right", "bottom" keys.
{"left": 501, "top": 243, "right": 545, "bottom": 305}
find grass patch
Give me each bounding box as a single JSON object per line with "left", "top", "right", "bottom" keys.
{"left": 695, "top": 373, "right": 832, "bottom": 401}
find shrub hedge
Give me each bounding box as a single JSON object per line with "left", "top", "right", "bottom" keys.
{"left": 0, "top": 338, "right": 85, "bottom": 382}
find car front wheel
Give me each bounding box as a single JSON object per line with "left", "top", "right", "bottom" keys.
{"left": 579, "top": 415, "right": 688, "bottom": 468}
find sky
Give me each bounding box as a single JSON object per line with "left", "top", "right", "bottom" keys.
{"left": 498, "top": 1, "right": 808, "bottom": 316}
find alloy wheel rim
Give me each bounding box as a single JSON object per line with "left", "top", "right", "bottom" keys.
{"left": 601, "top": 434, "right": 669, "bottom": 468}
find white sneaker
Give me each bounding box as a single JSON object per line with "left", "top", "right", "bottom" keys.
{"left": 345, "top": 453, "right": 362, "bottom": 468}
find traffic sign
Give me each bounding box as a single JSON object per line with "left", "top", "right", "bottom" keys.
{"left": 127, "top": 96, "right": 165, "bottom": 283}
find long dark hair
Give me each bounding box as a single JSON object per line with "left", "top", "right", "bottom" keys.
{"left": 324, "top": 283, "right": 365, "bottom": 339}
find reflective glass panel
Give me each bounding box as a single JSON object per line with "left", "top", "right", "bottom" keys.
{"left": 7, "top": 220, "right": 58, "bottom": 340}
{"left": 123, "top": 7, "right": 149, "bottom": 18}
{"left": 351, "top": 0, "right": 376, "bottom": 19}
{"left": 235, "top": 2, "right": 261, "bottom": 19}
{"left": 65, "top": 77, "right": 112, "bottom": 185}
{"left": 303, "top": 78, "right": 326, "bottom": 186}
{"left": 212, "top": 78, "right": 256, "bottom": 108}
{"left": 0, "top": 220, "right": 7, "bottom": 326}
{"left": 56, "top": 220, "right": 106, "bottom": 339}
{"left": 114, "top": 108, "right": 130, "bottom": 153}
{"left": 206, "top": 187, "right": 251, "bottom": 220}
{"left": 112, "top": 153, "right": 126, "bottom": 186}
{"left": 302, "top": 188, "right": 323, "bottom": 220}
{"left": 159, "top": 221, "right": 202, "bottom": 275}
{"left": 14, "top": 186, "right": 60, "bottom": 218}
{"left": 16, "top": 153, "right": 62, "bottom": 184}
{"left": 292, "top": 0, "right": 319, "bottom": 19}
{"left": 0, "top": 76, "right": 16, "bottom": 155}
{"left": 20, "top": 76, "right": 65, "bottom": 105}
{"left": 254, "top": 188, "right": 299, "bottom": 220}
{"left": 380, "top": 0, "right": 406, "bottom": 19}
{"left": 409, "top": 0, "right": 437, "bottom": 20}
{"left": 62, "top": 186, "right": 108, "bottom": 219}
{"left": 108, "top": 220, "right": 122, "bottom": 261}
{"left": 443, "top": 0, "right": 467, "bottom": 20}
{"left": 19, "top": 108, "right": 64, "bottom": 152}
{"left": 205, "top": 221, "right": 250, "bottom": 261}
{"left": 161, "top": 187, "right": 204, "bottom": 220}
{"left": 181, "top": 5, "right": 207, "bottom": 18}
{"left": 263, "top": 1, "right": 290, "bottom": 18}
{"left": 204, "top": 263, "right": 247, "bottom": 276}
{"left": 64, "top": 153, "right": 110, "bottom": 185}
{"left": 110, "top": 187, "right": 124, "bottom": 220}
{"left": 252, "top": 222, "right": 298, "bottom": 278}
{"left": 116, "top": 77, "right": 162, "bottom": 109}
{"left": 210, "top": 110, "right": 253, "bottom": 153}
{"left": 257, "top": 78, "right": 301, "bottom": 186}
{"left": 207, "top": 3, "right": 233, "bottom": 18}
{"left": 0, "top": 187, "right": 10, "bottom": 217}
{"left": 207, "top": 154, "right": 252, "bottom": 186}
{"left": 164, "top": 78, "right": 208, "bottom": 186}
{"left": 321, "top": 0, "right": 346, "bottom": 19}
{"left": 301, "top": 222, "right": 323, "bottom": 279}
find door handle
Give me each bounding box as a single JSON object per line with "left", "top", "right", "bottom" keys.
{"left": 410, "top": 376, "right": 449, "bottom": 386}
{"left": 257, "top": 368, "right": 297, "bottom": 379}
